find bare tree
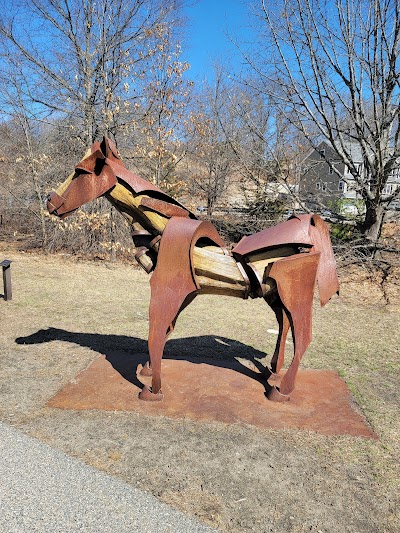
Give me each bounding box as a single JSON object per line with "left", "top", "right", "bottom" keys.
{"left": 0, "top": 0, "right": 189, "bottom": 253}
{"left": 241, "top": 0, "right": 400, "bottom": 242}
{"left": 0, "top": 65, "right": 54, "bottom": 245}
{"left": 219, "top": 82, "right": 303, "bottom": 215}
{"left": 0, "top": 0, "right": 184, "bottom": 146}
{"left": 127, "top": 25, "right": 193, "bottom": 192}
{"left": 186, "top": 70, "right": 237, "bottom": 216}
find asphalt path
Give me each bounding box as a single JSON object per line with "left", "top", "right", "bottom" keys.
{"left": 0, "top": 422, "right": 215, "bottom": 532}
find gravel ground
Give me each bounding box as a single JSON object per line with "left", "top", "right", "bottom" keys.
{"left": 0, "top": 421, "right": 215, "bottom": 533}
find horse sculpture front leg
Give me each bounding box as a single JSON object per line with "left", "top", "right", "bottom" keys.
{"left": 138, "top": 310, "right": 167, "bottom": 400}
{"left": 137, "top": 216, "right": 226, "bottom": 401}
{"left": 138, "top": 290, "right": 196, "bottom": 401}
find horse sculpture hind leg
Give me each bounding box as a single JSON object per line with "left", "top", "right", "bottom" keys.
{"left": 265, "top": 296, "right": 291, "bottom": 376}
{"left": 265, "top": 252, "right": 320, "bottom": 401}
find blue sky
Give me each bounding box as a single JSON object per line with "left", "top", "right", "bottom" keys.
{"left": 183, "top": 0, "right": 253, "bottom": 81}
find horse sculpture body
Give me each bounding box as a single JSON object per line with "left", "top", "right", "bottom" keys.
{"left": 47, "top": 137, "right": 339, "bottom": 403}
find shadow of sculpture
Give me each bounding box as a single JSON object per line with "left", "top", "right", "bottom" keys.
{"left": 16, "top": 327, "right": 273, "bottom": 395}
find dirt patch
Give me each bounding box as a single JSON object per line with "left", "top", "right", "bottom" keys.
{"left": 46, "top": 355, "right": 376, "bottom": 439}
{"left": 0, "top": 245, "right": 399, "bottom": 532}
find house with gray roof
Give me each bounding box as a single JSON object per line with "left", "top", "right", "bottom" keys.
{"left": 299, "top": 140, "right": 400, "bottom": 213}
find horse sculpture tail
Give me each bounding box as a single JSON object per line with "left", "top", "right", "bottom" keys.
{"left": 301, "top": 214, "right": 340, "bottom": 306}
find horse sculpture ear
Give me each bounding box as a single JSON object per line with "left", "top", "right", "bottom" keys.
{"left": 75, "top": 149, "right": 105, "bottom": 174}
{"left": 90, "top": 141, "right": 101, "bottom": 154}
{"left": 101, "top": 136, "right": 121, "bottom": 162}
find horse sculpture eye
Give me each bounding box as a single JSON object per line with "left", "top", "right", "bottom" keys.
{"left": 73, "top": 170, "right": 90, "bottom": 178}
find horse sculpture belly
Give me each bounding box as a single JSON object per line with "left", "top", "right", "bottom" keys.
{"left": 47, "top": 137, "right": 339, "bottom": 404}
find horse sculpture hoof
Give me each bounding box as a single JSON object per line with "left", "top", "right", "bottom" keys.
{"left": 267, "top": 386, "right": 290, "bottom": 402}
{"left": 138, "top": 386, "right": 164, "bottom": 402}
{"left": 139, "top": 361, "right": 153, "bottom": 377}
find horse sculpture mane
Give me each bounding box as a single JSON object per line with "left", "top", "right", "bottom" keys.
{"left": 47, "top": 137, "right": 339, "bottom": 403}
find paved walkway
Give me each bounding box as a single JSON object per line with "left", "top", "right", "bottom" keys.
{"left": 0, "top": 422, "right": 215, "bottom": 532}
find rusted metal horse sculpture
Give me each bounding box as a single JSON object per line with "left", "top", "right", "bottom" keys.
{"left": 47, "top": 137, "right": 339, "bottom": 403}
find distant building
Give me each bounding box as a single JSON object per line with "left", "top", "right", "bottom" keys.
{"left": 298, "top": 140, "right": 400, "bottom": 212}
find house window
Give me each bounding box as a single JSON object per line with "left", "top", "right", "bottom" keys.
{"left": 383, "top": 183, "right": 393, "bottom": 195}
{"left": 392, "top": 168, "right": 400, "bottom": 179}
{"left": 354, "top": 163, "right": 363, "bottom": 175}
{"left": 316, "top": 181, "right": 329, "bottom": 192}
{"left": 338, "top": 180, "right": 345, "bottom": 192}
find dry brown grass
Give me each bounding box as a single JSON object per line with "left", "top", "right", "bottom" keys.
{"left": 0, "top": 242, "right": 399, "bottom": 532}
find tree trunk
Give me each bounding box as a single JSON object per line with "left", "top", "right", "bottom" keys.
{"left": 109, "top": 206, "right": 116, "bottom": 262}
{"left": 359, "top": 200, "right": 385, "bottom": 243}
{"left": 207, "top": 195, "right": 215, "bottom": 217}
{"left": 21, "top": 116, "right": 48, "bottom": 248}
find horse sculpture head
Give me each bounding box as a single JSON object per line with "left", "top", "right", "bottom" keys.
{"left": 47, "top": 137, "right": 121, "bottom": 219}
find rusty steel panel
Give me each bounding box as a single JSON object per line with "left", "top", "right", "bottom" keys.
{"left": 232, "top": 215, "right": 313, "bottom": 256}
{"left": 139, "top": 197, "right": 190, "bottom": 218}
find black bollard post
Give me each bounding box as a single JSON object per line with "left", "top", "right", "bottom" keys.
{"left": 1, "top": 260, "right": 12, "bottom": 301}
